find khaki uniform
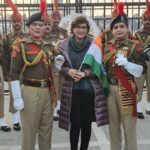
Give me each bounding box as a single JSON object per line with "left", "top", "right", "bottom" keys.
{"left": 102, "top": 29, "right": 114, "bottom": 45}
{"left": 2, "top": 31, "right": 28, "bottom": 113}
{"left": 103, "top": 38, "right": 146, "bottom": 150}
{"left": 50, "top": 27, "right": 68, "bottom": 100}
{"left": 134, "top": 30, "right": 150, "bottom": 103}
{"left": 0, "top": 39, "right": 4, "bottom": 117}
{"left": 10, "top": 37, "right": 56, "bottom": 150}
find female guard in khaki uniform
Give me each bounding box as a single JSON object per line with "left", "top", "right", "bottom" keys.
{"left": 103, "top": 2, "right": 147, "bottom": 150}
{"left": 10, "top": 11, "right": 56, "bottom": 150}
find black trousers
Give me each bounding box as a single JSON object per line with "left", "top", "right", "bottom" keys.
{"left": 70, "top": 90, "right": 95, "bottom": 150}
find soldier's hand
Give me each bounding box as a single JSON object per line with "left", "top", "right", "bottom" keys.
{"left": 14, "top": 98, "right": 24, "bottom": 110}
{"left": 54, "top": 55, "right": 65, "bottom": 70}
{"left": 115, "top": 55, "right": 127, "bottom": 66}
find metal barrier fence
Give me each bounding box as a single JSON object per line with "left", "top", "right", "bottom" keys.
{"left": 0, "top": 1, "right": 147, "bottom": 34}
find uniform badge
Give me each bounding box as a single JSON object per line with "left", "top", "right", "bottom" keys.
{"left": 59, "top": 34, "right": 64, "bottom": 40}
{"left": 121, "top": 16, "right": 124, "bottom": 21}
{"left": 51, "top": 41, "right": 56, "bottom": 46}
{"left": 117, "top": 46, "right": 128, "bottom": 57}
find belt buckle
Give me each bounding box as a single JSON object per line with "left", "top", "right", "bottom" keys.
{"left": 41, "top": 81, "right": 47, "bottom": 87}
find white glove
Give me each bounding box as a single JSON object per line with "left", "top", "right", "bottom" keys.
{"left": 54, "top": 55, "right": 65, "bottom": 70}
{"left": 115, "top": 55, "right": 127, "bottom": 66}
{"left": 124, "top": 62, "right": 143, "bottom": 78}
{"left": 11, "top": 80, "right": 24, "bottom": 110}
{"left": 115, "top": 55, "right": 143, "bottom": 78}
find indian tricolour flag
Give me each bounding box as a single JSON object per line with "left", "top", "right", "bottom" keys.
{"left": 80, "top": 33, "right": 109, "bottom": 95}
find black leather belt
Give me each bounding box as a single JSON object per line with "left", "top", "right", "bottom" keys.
{"left": 108, "top": 78, "right": 118, "bottom": 85}
{"left": 23, "top": 80, "right": 50, "bottom": 87}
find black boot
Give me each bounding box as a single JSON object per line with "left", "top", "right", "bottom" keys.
{"left": 137, "top": 112, "right": 144, "bottom": 119}
{"left": 13, "top": 123, "right": 21, "bottom": 131}
{"left": 146, "top": 110, "right": 150, "bottom": 115}
{"left": 0, "top": 126, "right": 11, "bottom": 132}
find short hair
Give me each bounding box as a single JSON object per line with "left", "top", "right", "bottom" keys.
{"left": 70, "top": 16, "right": 90, "bottom": 34}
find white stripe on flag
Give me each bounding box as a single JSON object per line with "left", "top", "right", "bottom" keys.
{"left": 86, "top": 43, "right": 102, "bottom": 65}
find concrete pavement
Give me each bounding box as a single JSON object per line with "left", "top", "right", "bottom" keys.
{"left": 0, "top": 87, "right": 150, "bottom": 150}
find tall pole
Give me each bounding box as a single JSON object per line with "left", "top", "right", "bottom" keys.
{"left": 79, "top": 0, "right": 82, "bottom": 13}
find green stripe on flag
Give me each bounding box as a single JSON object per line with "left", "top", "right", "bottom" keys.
{"left": 83, "top": 54, "right": 102, "bottom": 77}
{"left": 83, "top": 54, "right": 109, "bottom": 96}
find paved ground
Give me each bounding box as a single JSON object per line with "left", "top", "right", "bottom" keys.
{"left": 0, "top": 84, "right": 150, "bottom": 150}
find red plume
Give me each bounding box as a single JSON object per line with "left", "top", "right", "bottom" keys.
{"left": 146, "top": 0, "right": 150, "bottom": 14}
{"left": 142, "top": 0, "right": 150, "bottom": 18}
{"left": 118, "top": 2, "right": 124, "bottom": 16}
{"left": 53, "top": 0, "right": 58, "bottom": 11}
{"left": 51, "top": 0, "right": 61, "bottom": 20}
{"left": 40, "top": 0, "right": 50, "bottom": 23}
{"left": 112, "top": 0, "right": 118, "bottom": 18}
{"left": 40, "top": 0, "right": 47, "bottom": 16}
{"left": 4, "top": 0, "right": 22, "bottom": 21}
{"left": 114, "top": 0, "right": 117, "bottom": 8}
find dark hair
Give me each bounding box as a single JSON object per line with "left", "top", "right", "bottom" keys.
{"left": 70, "top": 16, "right": 90, "bottom": 33}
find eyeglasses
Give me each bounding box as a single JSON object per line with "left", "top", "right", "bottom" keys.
{"left": 113, "top": 24, "right": 126, "bottom": 30}
{"left": 75, "top": 25, "right": 87, "bottom": 30}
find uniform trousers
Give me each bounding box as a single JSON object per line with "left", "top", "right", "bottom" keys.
{"left": 107, "top": 85, "right": 137, "bottom": 150}
{"left": 9, "top": 84, "right": 18, "bottom": 113}
{"left": 21, "top": 85, "right": 53, "bottom": 150}
{"left": 53, "top": 72, "right": 63, "bottom": 100}
{"left": 135, "top": 61, "right": 150, "bottom": 102}
{"left": 0, "top": 66, "right": 4, "bottom": 117}
{"left": 53, "top": 72, "right": 63, "bottom": 116}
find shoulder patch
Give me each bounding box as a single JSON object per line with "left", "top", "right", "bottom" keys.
{"left": 11, "top": 39, "right": 22, "bottom": 58}
{"left": 132, "top": 39, "right": 140, "bottom": 45}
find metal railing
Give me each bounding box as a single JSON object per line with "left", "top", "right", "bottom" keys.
{"left": 0, "top": 2, "right": 147, "bottom": 34}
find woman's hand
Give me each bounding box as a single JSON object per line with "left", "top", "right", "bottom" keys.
{"left": 68, "top": 69, "right": 79, "bottom": 80}
{"left": 68, "top": 69, "right": 86, "bottom": 81}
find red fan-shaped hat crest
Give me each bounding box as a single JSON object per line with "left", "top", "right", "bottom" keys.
{"left": 142, "top": 0, "right": 150, "bottom": 18}
{"left": 112, "top": 0, "right": 119, "bottom": 18}
{"left": 4, "top": 0, "right": 22, "bottom": 22}
{"left": 40, "top": 0, "right": 51, "bottom": 23}
{"left": 51, "top": 0, "right": 61, "bottom": 20}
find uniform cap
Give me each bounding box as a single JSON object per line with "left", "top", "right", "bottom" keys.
{"left": 51, "top": 0, "right": 61, "bottom": 20}
{"left": 110, "top": 2, "right": 128, "bottom": 30}
{"left": 26, "top": 0, "right": 51, "bottom": 26}
{"left": 142, "top": 0, "right": 150, "bottom": 19}
{"left": 26, "top": 12, "right": 43, "bottom": 27}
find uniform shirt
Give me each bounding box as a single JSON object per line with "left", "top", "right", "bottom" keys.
{"left": 103, "top": 37, "right": 147, "bottom": 79}
{"left": 10, "top": 37, "right": 54, "bottom": 81}
{"left": 0, "top": 39, "right": 3, "bottom": 65}
{"left": 50, "top": 27, "right": 68, "bottom": 47}
{"left": 2, "top": 31, "right": 29, "bottom": 79}
{"left": 134, "top": 29, "right": 150, "bottom": 48}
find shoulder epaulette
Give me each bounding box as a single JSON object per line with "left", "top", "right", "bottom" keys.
{"left": 2, "top": 33, "right": 12, "bottom": 40}
{"left": 107, "top": 39, "right": 114, "bottom": 44}
{"left": 132, "top": 39, "right": 140, "bottom": 45}
{"left": 11, "top": 39, "right": 22, "bottom": 58}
